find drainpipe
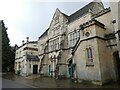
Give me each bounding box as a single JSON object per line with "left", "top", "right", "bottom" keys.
{"left": 72, "top": 54, "right": 77, "bottom": 82}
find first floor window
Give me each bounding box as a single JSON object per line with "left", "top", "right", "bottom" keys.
{"left": 69, "top": 30, "right": 80, "bottom": 47}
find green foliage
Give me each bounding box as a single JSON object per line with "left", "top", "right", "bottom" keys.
{"left": 2, "top": 20, "right": 15, "bottom": 72}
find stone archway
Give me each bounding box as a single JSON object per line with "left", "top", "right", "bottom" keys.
{"left": 113, "top": 51, "right": 120, "bottom": 80}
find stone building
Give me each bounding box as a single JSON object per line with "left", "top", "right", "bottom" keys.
{"left": 110, "top": 0, "right": 120, "bottom": 81}
{"left": 14, "top": 0, "right": 120, "bottom": 85}
{"left": 37, "top": 0, "right": 120, "bottom": 85}
{"left": 38, "top": 29, "right": 49, "bottom": 76}
{"left": 14, "top": 37, "right": 39, "bottom": 76}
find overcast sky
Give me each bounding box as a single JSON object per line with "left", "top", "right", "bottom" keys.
{"left": 0, "top": 0, "right": 110, "bottom": 46}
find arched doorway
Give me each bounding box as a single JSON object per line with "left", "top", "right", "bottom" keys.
{"left": 113, "top": 51, "right": 120, "bottom": 80}
{"left": 33, "top": 65, "right": 38, "bottom": 74}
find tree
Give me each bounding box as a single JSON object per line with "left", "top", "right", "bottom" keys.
{"left": 2, "top": 20, "right": 15, "bottom": 72}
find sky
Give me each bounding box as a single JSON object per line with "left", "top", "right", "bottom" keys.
{"left": 0, "top": 0, "right": 110, "bottom": 46}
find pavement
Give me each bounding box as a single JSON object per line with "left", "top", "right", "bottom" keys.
{"left": 1, "top": 72, "right": 120, "bottom": 88}
{"left": 25, "top": 75, "right": 40, "bottom": 79}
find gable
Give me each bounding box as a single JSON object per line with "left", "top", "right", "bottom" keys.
{"left": 49, "top": 8, "right": 68, "bottom": 29}
{"left": 48, "top": 8, "right": 68, "bottom": 39}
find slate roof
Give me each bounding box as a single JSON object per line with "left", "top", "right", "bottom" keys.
{"left": 26, "top": 55, "right": 39, "bottom": 61}
{"left": 67, "top": 2, "right": 95, "bottom": 22}
{"left": 38, "top": 28, "right": 49, "bottom": 39}
{"left": 39, "top": 1, "right": 104, "bottom": 39}
{"left": 62, "top": 1, "right": 104, "bottom": 23}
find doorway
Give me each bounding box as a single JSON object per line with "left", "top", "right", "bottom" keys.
{"left": 33, "top": 65, "right": 38, "bottom": 74}
{"left": 113, "top": 51, "right": 120, "bottom": 80}
{"left": 48, "top": 65, "right": 51, "bottom": 76}
{"left": 68, "top": 59, "right": 73, "bottom": 80}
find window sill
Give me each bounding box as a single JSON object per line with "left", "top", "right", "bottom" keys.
{"left": 86, "top": 62, "right": 94, "bottom": 67}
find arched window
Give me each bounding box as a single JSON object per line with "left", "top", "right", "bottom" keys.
{"left": 86, "top": 47, "right": 93, "bottom": 62}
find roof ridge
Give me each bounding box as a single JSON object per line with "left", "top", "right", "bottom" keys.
{"left": 69, "top": 1, "right": 95, "bottom": 17}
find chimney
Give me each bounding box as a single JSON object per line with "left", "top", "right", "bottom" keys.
{"left": 22, "top": 40, "right": 24, "bottom": 45}
{"left": 26, "top": 37, "right": 29, "bottom": 43}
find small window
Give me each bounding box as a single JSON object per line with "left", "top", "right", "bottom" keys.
{"left": 86, "top": 47, "right": 94, "bottom": 66}
{"left": 54, "top": 17, "right": 59, "bottom": 25}
{"left": 29, "top": 64, "right": 31, "bottom": 68}
{"left": 18, "top": 62, "right": 21, "bottom": 69}
{"left": 118, "top": 31, "right": 120, "bottom": 40}
{"left": 85, "top": 32, "right": 90, "bottom": 37}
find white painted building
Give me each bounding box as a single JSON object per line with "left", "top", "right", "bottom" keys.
{"left": 14, "top": 37, "right": 40, "bottom": 76}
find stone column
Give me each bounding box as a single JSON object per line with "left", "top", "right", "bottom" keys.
{"left": 53, "top": 59, "right": 55, "bottom": 77}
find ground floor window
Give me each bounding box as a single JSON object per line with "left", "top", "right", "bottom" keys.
{"left": 29, "top": 64, "right": 31, "bottom": 68}
{"left": 18, "top": 62, "right": 21, "bottom": 69}
{"left": 118, "top": 31, "right": 120, "bottom": 40}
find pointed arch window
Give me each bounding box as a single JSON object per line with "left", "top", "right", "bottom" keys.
{"left": 86, "top": 47, "right": 94, "bottom": 66}
{"left": 87, "top": 47, "right": 93, "bottom": 62}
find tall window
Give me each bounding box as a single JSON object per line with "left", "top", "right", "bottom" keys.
{"left": 19, "top": 51, "right": 21, "bottom": 57}
{"left": 49, "top": 41, "right": 53, "bottom": 51}
{"left": 86, "top": 47, "right": 93, "bottom": 62}
{"left": 69, "top": 30, "right": 80, "bottom": 47}
{"left": 16, "top": 52, "right": 18, "bottom": 58}
{"left": 29, "top": 64, "right": 31, "bottom": 68}
{"left": 49, "top": 38, "right": 60, "bottom": 51}
{"left": 118, "top": 31, "right": 120, "bottom": 40}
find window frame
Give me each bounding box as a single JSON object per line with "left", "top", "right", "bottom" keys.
{"left": 86, "top": 47, "right": 94, "bottom": 67}
{"left": 69, "top": 30, "right": 80, "bottom": 47}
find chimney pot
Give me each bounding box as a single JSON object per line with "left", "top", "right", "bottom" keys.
{"left": 26, "top": 37, "right": 29, "bottom": 42}
{"left": 22, "top": 40, "right": 24, "bottom": 45}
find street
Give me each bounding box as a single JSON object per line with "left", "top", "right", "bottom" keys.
{"left": 2, "top": 78, "right": 33, "bottom": 88}
{"left": 1, "top": 72, "right": 120, "bottom": 88}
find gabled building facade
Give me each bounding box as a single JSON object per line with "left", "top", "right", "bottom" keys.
{"left": 15, "top": 0, "right": 120, "bottom": 85}
{"left": 37, "top": 0, "right": 120, "bottom": 85}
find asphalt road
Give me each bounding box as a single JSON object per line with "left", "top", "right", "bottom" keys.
{"left": 1, "top": 78, "right": 33, "bottom": 88}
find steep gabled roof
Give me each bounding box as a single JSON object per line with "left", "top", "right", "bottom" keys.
{"left": 62, "top": 1, "right": 104, "bottom": 23}
{"left": 38, "top": 28, "right": 49, "bottom": 39}
{"left": 68, "top": 2, "right": 95, "bottom": 22}
{"left": 39, "top": 0, "right": 104, "bottom": 40}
